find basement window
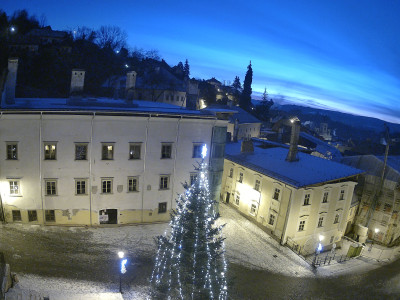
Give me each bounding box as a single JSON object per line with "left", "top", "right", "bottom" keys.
{"left": 12, "top": 210, "right": 22, "bottom": 222}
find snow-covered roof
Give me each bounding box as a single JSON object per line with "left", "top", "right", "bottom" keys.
{"left": 1, "top": 97, "right": 215, "bottom": 119}
{"left": 225, "top": 142, "right": 363, "bottom": 188}
{"left": 300, "top": 132, "right": 343, "bottom": 162}
{"left": 228, "top": 106, "right": 261, "bottom": 124}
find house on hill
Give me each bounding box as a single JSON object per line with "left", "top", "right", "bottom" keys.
{"left": 221, "top": 121, "right": 362, "bottom": 255}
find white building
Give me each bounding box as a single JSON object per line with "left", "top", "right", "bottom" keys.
{"left": 0, "top": 60, "right": 227, "bottom": 226}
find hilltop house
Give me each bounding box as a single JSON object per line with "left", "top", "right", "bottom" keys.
{"left": 221, "top": 119, "right": 362, "bottom": 255}
{"left": 0, "top": 59, "right": 227, "bottom": 226}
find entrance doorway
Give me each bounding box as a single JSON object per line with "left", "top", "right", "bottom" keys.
{"left": 99, "top": 209, "right": 118, "bottom": 224}
{"left": 226, "top": 192, "right": 230, "bottom": 204}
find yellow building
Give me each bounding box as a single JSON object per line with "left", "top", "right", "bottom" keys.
{"left": 221, "top": 140, "right": 362, "bottom": 255}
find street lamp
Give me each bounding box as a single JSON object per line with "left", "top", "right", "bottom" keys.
{"left": 118, "top": 251, "right": 127, "bottom": 293}
{"left": 374, "top": 228, "right": 380, "bottom": 241}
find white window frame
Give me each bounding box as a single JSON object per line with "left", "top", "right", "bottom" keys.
{"left": 234, "top": 193, "right": 240, "bottom": 206}
{"left": 339, "top": 189, "right": 345, "bottom": 201}
{"left": 159, "top": 175, "right": 170, "bottom": 190}
{"left": 6, "top": 142, "right": 18, "bottom": 160}
{"left": 45, "top": 179, "right": 57, "bottom": 196}
{"left": 44, "top": 142, "right": 57, "bottom": 160}
{"left": 334, "top": 214, "right": 340, "bottom": 224}
{"left": 158, "top": 202, "right": 167, "bottom": 214}
{"left": 229, "top": 168, "right": 233, "bottom": 178}
{"left": 101, "top": 178, "right": 113, "bottom": 194}
{"left": 75, "top": 179, "right": 87, "bottom": 195}
{"left": 318, "top": 216, "right": 324, "bottom": 228}
{"left": 322, "top": 191, "right": 329, "bottom": 203}
{"left": 129, "top": 143, "right": 141, "bottom": 160}
{"left": 298, "top": 220, "right": 306, "bottom": 231}
{"left": 128, "top": 176, "right": 139, "bottom": 192}
{"left": 102, "top": 143, "right": 114, "bottom": 160}
{"left": 303, "top": 193, "right": 311, "bottom": 206}
{"left": 273, "top": 188, "right": 281, "bottom": 201}
{"left": 192, "top": 143, "right": 203, "bottom": 158}
{"left": 9, "top": 180, "right": 20, "bottom": 196}
{"left": 250, "top": 203, "right": 257, "bottom": 216}
{"left": 161, "top": 143, "right": 172, "bottom": 159}
{"left": 268, "top": 214, "right": 275, "bottom": 226}
{"left": 254, "top": 179, "right": 261, "bottom": 192}
{"left": 238, "top": 172, "right": 243, "bottom": 183}
{"left": 75, "top": 143, "right": 88, "bottom": 160}
{"left": 190, "top": 173, "right": 197, "bottom": 186}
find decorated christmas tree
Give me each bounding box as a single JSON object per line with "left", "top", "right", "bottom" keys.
{"left": 150, "top": 145, "right": 228, "bottom": 299}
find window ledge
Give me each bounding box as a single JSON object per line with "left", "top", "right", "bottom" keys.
{"left": 9, "top": 195, "right": 22, "bottom": 197}
{"left": 45, "top": 194, "right": 58, "bottom": 196}
{"left": 159, "top": 188, "right": 170, "bottom": 191}
{"left": 75, "top": 194, "right": 88, "bottom": 196}
{"left": 127, "top": 191, "right": 140, "bottom": 193}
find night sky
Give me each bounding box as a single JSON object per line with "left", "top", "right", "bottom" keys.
{"left": 3, "top": 0, "right": 400, "bottom": 123}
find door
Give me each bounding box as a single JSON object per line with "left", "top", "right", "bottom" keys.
{"left": 99, "top": 209, "right": 118, "bottom": 224}
{"left": 226, "top": 192, "right": 230, "bottom": 204}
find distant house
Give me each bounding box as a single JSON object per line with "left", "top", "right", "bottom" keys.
{"left": 221, "top": 132, "right": 362, "bottom": 255}
{"left": 341, "top": 155, "right": 400, "bottom": 245}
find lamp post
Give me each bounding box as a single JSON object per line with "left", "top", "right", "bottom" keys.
{"left": 118, "top": 251, "right": 127, "bottom": 294}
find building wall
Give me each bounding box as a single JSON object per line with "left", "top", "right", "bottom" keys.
{"left": 226, "top": 123, "right": 261, "bottom": 142}
{"left": 135, "top": 89, "right": 186, "bottom": 107}
{"left": 0, "top": 113, "right": 226, "bottom": 225}
{"left": 221, "top": 159, "right": 357, "bottom": 254}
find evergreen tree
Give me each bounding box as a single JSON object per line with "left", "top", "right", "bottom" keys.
{"left": 151, "top": 146, "right": 228, "bottom": 299}
{"left": 239, "top": 61, "right": 253, "bottom": 111}
{"left": 262, "top": 87, "right": 268, "bottom": 101}
{"left": 255, "top": 86, "right": 274, "bottom": 121}
{"left": 183, "top": 59, "right": 190, "bottom": 78}
{"left": 231, "top": 76, "right": 241, "bottom": 105}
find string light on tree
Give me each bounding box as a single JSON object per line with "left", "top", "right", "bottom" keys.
{"left": 150, "top": 143, "right": 228, "bottom": 299}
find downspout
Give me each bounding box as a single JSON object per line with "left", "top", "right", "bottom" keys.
{"left": 40, "top": 112, "right": 44, "bottom": 224}
{"left": 89, "top": 112, "right": 95, "bottom": 226}
{"left": 280, "top": 184, "right": 293, "bottom": 245}
{"left": 171, "top": 116, "right": 182, "bottom": 210}
{"left": 0, "top": 112, "right": 5, "bottom": 223}
{"left": 141, "top": 115, "right": 151, "bottom": 222}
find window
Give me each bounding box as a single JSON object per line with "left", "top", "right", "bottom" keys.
{"left": 129, "top": 143, "right": 141, "bottom": 160}
{"left": 273, "top": 188, "right": 280, "bottom": 201}
{"left": 44, "top": 143, "right": 57, "bottom": 160}
{"left": 254, "top": 179, "right": 261, "bottom": 191}
{"left": 268, "top": 214, "right": 275, "bottom": 226}
{"left": 9, "top": 180, "right": 20, "bottom": 195}
{"left": 75, "top": 144, "right": 88, "bottom": 160}
{"left": 250, "top": 204, "right": 257, "bottom": 215}
{"left": 229, "top": 168, "right": 233, "bottom": 178}
{"left": 384, "top": 203, "right": 392, "bottom": 212}
{"left": 330, "top": 236, "right": 334, "bottom": 244}
{"left": 102, "top": 143, "right": 114, "bottom": 160}
{"left": 28, "top": 210, "right": 37, "bottom": 222}
{"left": 318, "top": 217, "right": 324, "bottom": 228}
{"left": 12, "top": 210, "right": 21, "bottom": 221}
{"left": 158, "top": 202, "right": 167, "bottom": 214}
{"left": 75, "top": 179, "right": 87, "bottom": 195}
{"left": 45, "top": 180, "right": 57, "bottom": 195}
{"left": 190, "top": 173, "right": 197, "bottom": 186}
{"left": 238, "top": 172, "right": 243, "bottom": 183}
{"left": 192, "top": 144, "right": 203, "bottom": 158}
{"left": 334, "top": 214, "right": 340, "bottom": 224}
{"left": 45, "top": 210, "right": 55, "bottom": 222}
{"left": 303, "top": 194, "right": 310, "bottom": 206}
{"left": 339, "top": 189, "right": 345, "bottom": 200}
{"left": 298, "top": 220, "right": 306, "bottom": 231}
{"left": 212, "top": 144, "right": 224, "bottom": 158}
{"left": 235, "top": 194, "right": 240, "bottom": 206}
{"left": 159, "top": 175, "right": 170, "bottom": 190}
{"left": 6, "top": 143, "right": 18, "bottom": 160}
{"left": 128, "top": 177, "right": 138, "bottom": 192}
{"left": 161, "top": 144, "right": 172, "bottom": 159}
{"left": 322, "top": 192, "right": 329, "bottom": 203}
{"left": 101, "top": 178, "right": 113, "bottom": 194}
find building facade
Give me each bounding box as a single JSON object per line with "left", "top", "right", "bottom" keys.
{"left": 221, "top": 140, "right": 362, "bottom": 255}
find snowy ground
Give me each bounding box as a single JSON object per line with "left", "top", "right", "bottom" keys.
{"left": 2, "top": 203, "right": 397, "bottom": 299}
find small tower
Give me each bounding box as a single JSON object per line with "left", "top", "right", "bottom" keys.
{"left": 70, "top": 69, "right": 85, "bottom": 96}
{"left": 125, "top": 71, "right": 136, "bottom": 100}
{"left": 5, "top": 58, "right": 18, "bottom": 105}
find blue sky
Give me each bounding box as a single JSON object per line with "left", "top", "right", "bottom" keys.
{"left": 3, "top": 0, "right": 400, "bottom": 123}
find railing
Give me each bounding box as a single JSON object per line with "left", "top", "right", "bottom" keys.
{"left": 312, "top": 252, "right": 350, "bottom": 267}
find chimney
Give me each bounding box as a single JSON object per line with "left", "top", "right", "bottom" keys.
{"left": 233, "top": 118, "right": 239, "bottom": 142}
{"left": 286, "top": 117, "right": 300, "bottom": 162}
{"left": 241, "top": 138, "right": 254, "bottom": 153}
{"left": 70, "top": 69, "right": 85, "bottom": 97}
{"left": 5, "top": 58, "right": 18, "bottom": 104}
{"left": 125, "top": 71, "right": 136, "bottom": 100}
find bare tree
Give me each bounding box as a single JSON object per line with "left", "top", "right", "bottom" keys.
{"left": 72, "top": 26, "right": 96, "bottom": 42}
{"left": 95, "top": 25, "right": 127, "bottom": 51}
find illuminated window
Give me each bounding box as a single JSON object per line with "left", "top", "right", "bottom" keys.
{"left": 273, "top": 188, "right": 280, "bottom": 201}
{"left": 190, "top": 173, "right": 197, "bottom": 186}
{"left": 238, "top": 172, "right": 243, "bottom": 183}
{"left": 6, "top": 143, "right": 18, "bottom": 160}
{"left": 160, "top": 175, "right": 170, "bottom": 190}
{"left": 75, "top": 179, "right": 87, "bottom": 195}
{"left": 44, "top": 143, "right": 57, "bottom": 160}
{"left": 322, "top": 192, "right": 329, "bottom": 203}
{"left": 161, "top": 144, "right": 172, "bottom": 159}
{"left": 254, "top": 179, "right": 261, "bottom": 191}
{"left": 298, "top": 220, "right": 306, "bottom": 231}
{"left": 75, "top": 143, "right": 88, "bottom": 160}
{"left": 268, "top": 214, "right": 275, "bottom": 226}
{"left": 339, "top": 190, "right": 345, "bottom": 200}
{"left": 334, "top": 214, "right": 340, "bottom": 224}
{"left": 28, "top": 210, "right": 37, "bottom": 222}
{"left": 250, "top": 204, "right": 257, "bottom": 215}
{"left": 102, "top": 143, "right": 114, "bottom": 160}
{"left": 192, "top": 144, "right": 203, "bottom": 158}
{"left": 318, "top": 217, "right": 324, "bottom": 227}
{"left": 229, "top": 168, "right": 233, "bottom": 178}
{"left": 303, "top": 194, "right": 311, "bottom": 206}
{"left": 45, "top": 180, "right": 57, "bottom": 195}
{"left": 158, "top": 202, "right": 167, "bottom": 214}
{"left": 101, "top": 178, "right": 113, "bottom": 194}
{"left": 12, "top": 210, "right": 21, "bottom": 222}
{"left": 9, "top": 180, "right": 20, "bottom": 195}
{"left": 129, "top": 143, "right": 141, "bottom": 160}
{"left": 128, "top": 176, "right": 138, "bottom": 192}
{"left": 45, "top": 210, "right": 55, "bottom": 222}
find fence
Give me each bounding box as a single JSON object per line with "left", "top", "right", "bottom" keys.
{"left": 311, "top": 252, "right": 350, "bottom": 267}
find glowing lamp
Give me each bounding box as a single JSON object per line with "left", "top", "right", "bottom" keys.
{"left": 118, "top": 251, "right": 124, "bottom": 258}
{"left": 201, "top": 144, "right": 207, "bottom": 159}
